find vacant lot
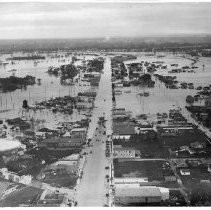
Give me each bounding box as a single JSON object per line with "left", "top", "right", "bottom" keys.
{"left": 0, "top": 185, "right": 43, "bottom": 207}
{"left": 43, "top": 174, "right": 78, "bottom": 188}
{"left": 113, "top": 137, "right": 167, "bottom": 158}
{"left": 113, "top": 159, "right": 174, "bottom": 181}
{"left": 160, "top": 129, "right": 209, "bottom": 150}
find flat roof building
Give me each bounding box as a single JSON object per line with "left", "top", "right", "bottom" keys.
{"left": 114, "top": 185, "right": 169, "bottom": 206}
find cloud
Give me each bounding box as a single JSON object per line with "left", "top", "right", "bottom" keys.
{"left": 0, "top": 2, "right": 210, "bottom": 39}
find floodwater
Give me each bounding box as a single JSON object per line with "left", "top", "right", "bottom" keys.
{"left": 114, "top": 53, "right": 211, "bottom": 118}
{"left": 1, "top": 51, "right": 211, "bottom": 129}
{"left": 75, "top": 58, "right": 112, "bottom": 206}
{"left": 0, "top": 52, "right": 97, "bottom": 130}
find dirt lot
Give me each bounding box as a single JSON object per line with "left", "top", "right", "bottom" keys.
{"left": 113, "top": 137, "right": 167, "bottom": 158}
{"left": 113, "top": 159, "right": 174, "bottom": 181}
{"left": 0, "top": 185, "right": 43, "bottom": 207}
{"left": 160, "top": 128, "right": 209, "bottom": 150}
{"left": 42, "top": 174, "right": 78, "bottom": 188}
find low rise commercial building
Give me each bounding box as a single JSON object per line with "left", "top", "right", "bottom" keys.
{"left": 113, "top": 146, "right": 139, "bottom": 158}
{"left": 39, "top": 127, "right": 87, "bottom": 150}
{"left": 39, "top": 136, "right": 84, "bottom": 150}
{"left": 114, "top": 185, "right": 169, "bottom": 205}
{"left": 112, "top": 122, "right": 135, "bottom": 140}
{"left": 113, "top": 108, "right": 128, "bottom": 120}
{"left": 157, "top": 125, "right": 194, "bottom": 137}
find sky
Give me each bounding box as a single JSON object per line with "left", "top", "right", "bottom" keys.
{"left": 0, "top": 2, "right": 211, "bottom": 39}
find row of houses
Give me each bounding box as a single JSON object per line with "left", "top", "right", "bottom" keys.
{"left": 38, "top": 128, "right": 87, "bottom": 150}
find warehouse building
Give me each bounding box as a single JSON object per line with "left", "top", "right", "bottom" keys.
{"left": 114, "top": 185, "right": 169, "bottom": 205}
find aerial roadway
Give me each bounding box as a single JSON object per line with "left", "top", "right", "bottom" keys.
{"left": 75, "top": 57, "right": 112, "bottom": 206}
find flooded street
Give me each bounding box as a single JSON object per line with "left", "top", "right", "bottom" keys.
{"left": 75, "top": 57, "right": 112, "bottom": 206}
{"left": 115, "top": 53, "right": 211, "bottom": 117}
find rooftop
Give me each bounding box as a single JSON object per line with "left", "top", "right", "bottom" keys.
{"left": 71, "top": 128, "right": 87, "bottom": 132}
{"left": 114, "top": 147, "right": 136, "bottom": 151}
{"left": 113, "top": 122, "right": 135, "bottom": 135}
{"left": 115, "top": 186, "right": 161, "bottom": 198}
{"left": 0, "top": 138, "right": 22, "bottom": 152}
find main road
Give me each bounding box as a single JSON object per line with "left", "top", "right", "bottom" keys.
{"left": 75, "top": 57, "right": 113, "bottom": 206}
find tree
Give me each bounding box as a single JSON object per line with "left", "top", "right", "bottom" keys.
{"left": 190, "top": 183, "right": 211, "bottom": 206}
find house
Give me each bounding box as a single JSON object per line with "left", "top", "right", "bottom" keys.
{"left": 114, "top": 185, "right": 169, "bottom": 205}
{"left": 157, "top": 125, "right": 194, "bottom": 137}
{"left": 39, "top": 128, "right": 87, "bottom": 150}
{"left": 113, "top": 108, "right": 128, "bottom": 119}
{"left": 78, "top": 91, "right": 96, "bottom": 98}
{"left": 164, "top": 176, "right": 177, "bottom": 182}
{"left": 113, "top": 82, "right": 123, "bottom": 88}
{"left": 112, "top": 122, "right": 135, "bottom": 140}
{"left": 0, "top": 168, "right": 32, "bottom": 185}
{"left": 84, "top": 72, "right": 101, "bottom": 78}
{"left": 35, "top": 131, "right": 46, "bottom": 139}
{"left": 180, "top": 169, "right": 190, "bottom": 176}
{"left": 190, "top": 141, "right": 206, "bottom": 149}
{"left": 39, "top": 136, "right": 84, "bottom": 151}
{"left": 0, "top": 138, "right": 22, "bottom": 154}
{"left": 205, "top": 95, "right": 211, "bottom": 107}
{"left": 75, "top": 101, "right": 93, "bottom": 109}
{"left": 135, "top": 127, "right": 155, "bottom": 134}
{"left": 77, "top": 95, "right": 92, "bottom": 103}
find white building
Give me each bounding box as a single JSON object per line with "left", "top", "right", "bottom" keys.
{"left": 115, "top": 178, "right": 148, "bottom": 184}
{"left": 114, "top": 185, "right": 169, "bottom": 205}
{"left": 180, "top": 169, "right": 190, "bottom": 176}
{"left": 0, "top": 168, "right": 32, "bottom": 185}
{"left": 113, "top": 146, "right": 137, "bottom": 158}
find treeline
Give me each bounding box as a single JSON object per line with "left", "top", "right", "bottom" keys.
{"left": 7, "top": 55, "right": 45, "bottom": 60}
{"left": 0, "top": 75, "right": 36, "bottom": 92}
{"left": 1, "top": 36, "right": 211, "bottom": 52}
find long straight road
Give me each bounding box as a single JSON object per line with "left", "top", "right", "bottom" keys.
{"left": 75, "top": 57, "right": 112, "bottom": 206}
